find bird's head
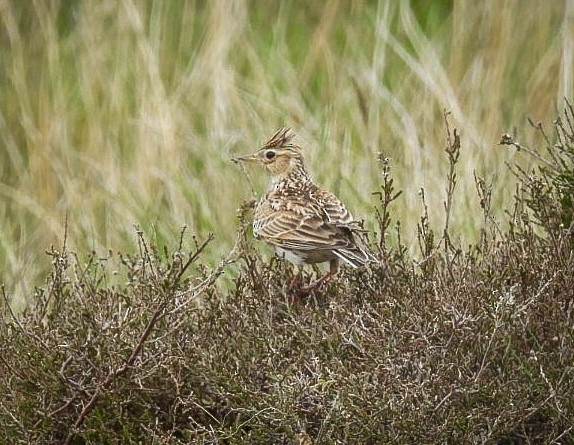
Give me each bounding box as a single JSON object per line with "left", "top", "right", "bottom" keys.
{"left": 233, "top": 128, "right": 306, "bottom": 181}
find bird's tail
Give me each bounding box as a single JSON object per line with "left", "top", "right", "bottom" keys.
{"left": 334, "top": 245, "right": 376, "bottom": 268}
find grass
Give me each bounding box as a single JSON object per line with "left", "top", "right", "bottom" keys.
{"left": 1, "top": 107, "right": 573, "bottom": 443}
{"left": 0, "top": 2, "right": 573, "bottom": 443}
{"left": 0, "top": 1, "right": 570, "bottom": 306}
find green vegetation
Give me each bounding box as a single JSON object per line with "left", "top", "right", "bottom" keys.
{"left": 1, "top": 108, "right": 573, "bottom": 443}
{"left": 0, "top": 1, "right": 568, "bottom": 305}
{"left": 1, "top": 1, "right": 573, "bottom": 443}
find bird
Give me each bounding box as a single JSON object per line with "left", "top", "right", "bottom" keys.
{"left": 233, "top": 128, "right": 374, "bottom": 293}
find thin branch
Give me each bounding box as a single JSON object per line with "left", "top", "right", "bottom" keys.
{"left": 172, "top": 233, "right": 215, "bottom": 286}
{"left": 63, "top": 295, "right": 168, "bottom": 444}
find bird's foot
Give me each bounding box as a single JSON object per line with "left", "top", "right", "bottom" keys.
{"left": 292, "top": 272, "right": 334, "bottom": 298}
{"left": 288, "top": 273, "right": 301, "bottom": 292}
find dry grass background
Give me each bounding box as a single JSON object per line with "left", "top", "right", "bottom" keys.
{"left": 1, "top": 2, "right": 574, "bottom": 443}
{"left": 0, "top": 1, "right": 571, "bottom": 306}
{"left": 0, "top": 114, "right": 572, "bottom": 442}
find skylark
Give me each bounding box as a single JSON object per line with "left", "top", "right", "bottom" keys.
{"left": 234, "top": 128, "right": 373, "bottom": 291}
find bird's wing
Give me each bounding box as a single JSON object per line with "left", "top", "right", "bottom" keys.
{"left": 254, "top": 206, "right": 353, "bottom": 252}
{"left": 313, "top": 189, "right": 355, "bottom": 225}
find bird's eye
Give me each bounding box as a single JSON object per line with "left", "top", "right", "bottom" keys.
{"left": 265, "top": 150, "right": 276, "bottom": 160}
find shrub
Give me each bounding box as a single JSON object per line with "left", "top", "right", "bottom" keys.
{"left": 1, "top": 115, "right": 573, "bottom": 444}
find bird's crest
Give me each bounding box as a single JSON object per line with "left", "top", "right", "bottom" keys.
{"left": 262, "top": 128, "right": 295, "bottom": 150}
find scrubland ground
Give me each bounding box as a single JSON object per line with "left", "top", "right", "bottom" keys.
{"left": 1, "top": 1, "right": 573, "bottom": 444}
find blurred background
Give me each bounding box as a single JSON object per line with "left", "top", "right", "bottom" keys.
{"left": 0, "top": 0, "right": 572, "bottom": 305}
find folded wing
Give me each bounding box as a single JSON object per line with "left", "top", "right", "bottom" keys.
{"left": 254, "top": 208, "right": 371, "bottom": 268}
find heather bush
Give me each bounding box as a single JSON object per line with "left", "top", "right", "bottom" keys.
{"left": 1, "top": 113, "right": 573, "bottom": 444}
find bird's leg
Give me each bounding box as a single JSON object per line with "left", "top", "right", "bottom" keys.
{"left": 287, "top": 265, "right": 312, "bottom": 302}
{"left": 329, "top": 258, "right": 340, "bottom": 275}
{"left": 298, "top": 259, "right": 339, "bottom": 294}
{"left": 288, "top": 265, "right": 302, "bottom": 291}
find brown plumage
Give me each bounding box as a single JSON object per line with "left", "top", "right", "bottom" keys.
{"left": 234, "top": 128, "right": 373, "bottom": 290}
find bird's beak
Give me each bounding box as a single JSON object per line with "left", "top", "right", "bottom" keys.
{"left": 232, "top": 153, "right": 260, "bottom": 164}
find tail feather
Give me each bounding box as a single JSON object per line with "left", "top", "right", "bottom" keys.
{"left": 334, "top": 245, "right": 376, "bottom": 268}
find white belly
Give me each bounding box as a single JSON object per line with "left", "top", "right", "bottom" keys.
{"left": 274, "top": 247, "right": 335, "bottom": 265}
{"left": 274, "top": 247, "right": 306, "bottom": 265}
